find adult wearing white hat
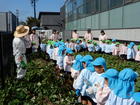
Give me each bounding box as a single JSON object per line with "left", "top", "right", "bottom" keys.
{"left": 13, "top": 25, "right": 29, "bottom": 79}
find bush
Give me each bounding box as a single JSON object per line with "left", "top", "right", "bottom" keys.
{"left": 0, "top": 52, "right": 81, "bottom": 105}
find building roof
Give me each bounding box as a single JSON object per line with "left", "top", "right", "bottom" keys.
{"left": 38, "top": 12, "right": 60, "bottom": 19}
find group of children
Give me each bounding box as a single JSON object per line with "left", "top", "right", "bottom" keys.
{"left": 99, "top": 39, "right": 139, "bottom": 61}
{"left": 42, "top": 38, "right": 140, "bottom": 62}
{"left": 72, "top": 55, "right": 139, "bottom": 105}
{"left": 39, "top": 39, "right": 140, "bottom": 105}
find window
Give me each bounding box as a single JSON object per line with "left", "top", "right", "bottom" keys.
{"left": 91, "top": 0, "right": 100, "bottom": 13}
{"left": 73, "top": 10, "right": 77, "bottom": 20}
{"left": 100, "top": 0, "right": 109, "bottom": 12}
{"left": 67, "top": 2, "right": 72, "bottom": 12}
{"left": 110, "top": 0, "right": 123, "bottom": 9}
{"left": 77, "top": 6, "right": 83, "bottom": 18}
{"left": 72, "top": 0, "right": 77, "bottom": 10}
{"left": 76, "top": 0, "right": 84, "bottom": 7}
{"left": 124, "top": 0, "right": 133, "bottom": 4}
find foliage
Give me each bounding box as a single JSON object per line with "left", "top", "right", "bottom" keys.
{"left": 0, "top": 52, "right": 81, "bottom": 105}
{"left": 26, "top": 17, "right": 40, "bottom": 28}
{"left": 19, "top": 21, "right": 27, "bottom": 25}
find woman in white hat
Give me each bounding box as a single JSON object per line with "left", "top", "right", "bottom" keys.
{"left": 13, "top": 25, "right": 29, "bottom": 79}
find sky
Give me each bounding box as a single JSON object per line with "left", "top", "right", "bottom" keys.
{"left": 0, "top": 0, "right": 65, "bottom": 21}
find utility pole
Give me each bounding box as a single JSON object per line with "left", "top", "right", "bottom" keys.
{"left": 0, "top": 34, "right": 4, "bottom": 88}
{"left": 16, "top": 9, "right": 19, "bottom": 26}
{"left": 31, "top": 0, "right": 38, "bottom": 19}
{"left": 33, "top": 0, "right": 36, "bottom": 19}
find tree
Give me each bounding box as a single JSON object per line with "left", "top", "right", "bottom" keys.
{"left": 30, "top": 0, "right": 39, "bottom": 18}
{"left": 26, "top": 17, "right": 40, "bottom": 28}
{"left": 19, "top": 21, "right": 27, "bottom": 25}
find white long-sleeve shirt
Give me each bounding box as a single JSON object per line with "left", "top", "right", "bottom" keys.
{"left": 99, "top": 34, "right": 108, "bottom": 44}
{"left": 84, "top": 33, "right": 93, "bottom": 41}
{"left": 72, "top": 32, "right": 79, "bottom": 39}
{"left": 30, "top": 34, "right": 39, "bottom": 48}
{"left": 13, "top": 37, "right": 26, "bottom": 56}
{"left": 24, "top": 35, "right": 31, "bottom": 48}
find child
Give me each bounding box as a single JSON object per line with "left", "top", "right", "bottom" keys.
{"left": 65, "top": 39, "right": 70, "bottom": 48}
{"left": 119, "top": 42, "right": 128, "bottom": 60}
{"left": 132, "top": 92, "right": 140, "bottom": 104}
{"left": 85, "top": 57, "right": 107, "bottom": 105}
{"left": 74, "top": 55, "right": 94, "bottom": 87}
{"left": 69, "top": 39, "right": 75, "bottom": 51}
{"left": 63, "top": 48, "right": 74, "bottom": 73}
{"left": 81, "top": 39, "right": 87, "bottom": 51}
{"left": 135, "top": 45, "right": 140, "bottom": 62}
{"left": 40, "top": 39, "right": 47, "bottom": 52}
{"left": 57, "top": 45, "right": 65, "bottom": 70}
{"left": 127, "top": 42, "right": 136, "bottom": 61}
{"left": 105, "top": 40, "right": 112, "bottom": 54}
{"left": 112, "top": 42, "right": 120, "bottom": 56}
{"left": 93, "top": 42, "right": 101, "bottom": 53}
{"left": 110, "top": 39, "right": 116, "bottom": 53}
{"left": 71, "top": 55, "right": 83, "bottom": 87}
{"left": 105, "top": 68, "right": 138, "bottom": 105}
{"left": 74, "top": 55, "right": 94, "bottom": 105}
{"left": 87, "top": 40, "right": 95, "bottom": 52}
{"left": 75, "top": 40, "right": 81, "bottom": 53}
{"left": 52, "top": 42, "right": 59, "bottom": 61}
{"left": 46, "top": 41, "right": 54, "bottom": 59}
{"left": 96, "top": 69, "right": 119, "bottom": 105}
{"left": 100, "top": 40, "right": 106, "bottom": 53}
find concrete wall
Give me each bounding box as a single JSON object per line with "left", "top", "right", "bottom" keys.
{"left": 0, "top": 13, "right": 7, "bottom": 32}
{"left": 0, "top": 12, "right": 17, "bottom": 33}
{"left": 40, "top": 14, "right": 62, "bottom": 31}
{"left": 77, "top": 29, "right": 140, "bottom": 41}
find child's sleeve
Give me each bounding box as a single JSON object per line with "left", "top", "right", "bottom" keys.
{"left": 96, "top": 86, "right": 111, "bottom": 105}
{"left": 73, "top": 70, "right": 85, "bottom": 90}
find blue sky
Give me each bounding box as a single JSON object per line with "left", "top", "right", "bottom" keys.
{"left": 0, "top": 0, "right": 64, "bottom": 21}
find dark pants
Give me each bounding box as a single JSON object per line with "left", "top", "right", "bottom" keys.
{"left": 120, "top": 54, "right": 127, "bottom": 60}
{"left": 26, "top": 48, "right": 32, "bottom": 55}
{"left": 127, "top": 59, "right": 135, "bottom": 61}
{"left": 26, "top": 48, "right": 32, "bottom": 61}
{"left": 106, "top": 52, "right": 112, "bottom": 55}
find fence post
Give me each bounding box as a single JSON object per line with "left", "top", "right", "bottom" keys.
{"left": 0, "top": 34, "right": 5, "bottom": 88}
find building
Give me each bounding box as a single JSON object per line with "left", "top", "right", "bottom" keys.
{"left": 38, "top": 12, "right": 63, "bottom": 32}
{"left": 64, "top": 0, "right": 140, "bottom": 41}
{"left": 0, "top": 12, "right": 18, "bottom": 33}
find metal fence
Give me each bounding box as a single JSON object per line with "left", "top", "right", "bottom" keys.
{"left": 0, "top": 32, "right": 15, "bottom": 88}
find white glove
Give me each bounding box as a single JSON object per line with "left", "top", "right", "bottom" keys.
{"left": 86, "top": 87, "right": 94, "bottom": 95}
